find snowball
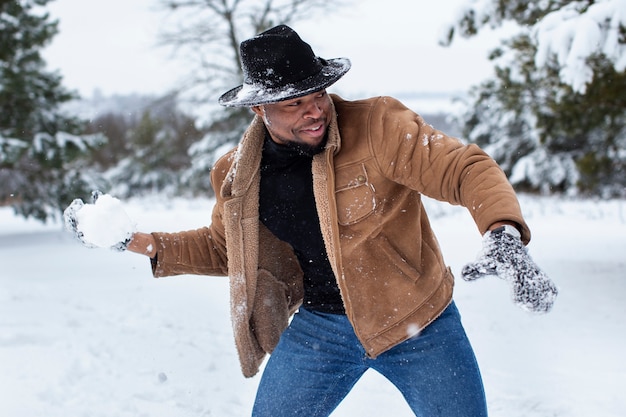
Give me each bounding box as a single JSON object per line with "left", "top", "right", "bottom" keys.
{"left": 75, "top": 194, "right": 135, "bottom": 248}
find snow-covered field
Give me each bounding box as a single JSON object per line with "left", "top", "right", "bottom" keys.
{"left": 1, "top": 195, "right": 625, "bottom": 417}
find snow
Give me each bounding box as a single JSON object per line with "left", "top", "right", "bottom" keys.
{"left": 532, "top": 0, "right": 622, "bottom": 93}
{"left": 1, "top": 195, "right": 625, "bottom": 416}
{"left": 70, "top": 194, "right": 136, "bottom": 249}
{"left": 446, "top": 0, "right": 626, "bottom": 94}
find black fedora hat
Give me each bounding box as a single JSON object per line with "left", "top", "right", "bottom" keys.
{"left": 218, "top": 25, "right": 351, "bottom": 107}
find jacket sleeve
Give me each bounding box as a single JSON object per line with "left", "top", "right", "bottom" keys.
{"left": 150, "top": 153, "right": 233, "bottom": 278}
{"left": 370, "top": 96, "right": 531, "bottom": 243}
{"left": 150, "top": 226, "right": 228, "bottom": 277}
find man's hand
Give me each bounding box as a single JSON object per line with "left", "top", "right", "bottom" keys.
{"left": 462, "top": 225, "right": 558, "bottom": 313}
{"left": 63, "top": 191, "right": 135, "bottom": 251}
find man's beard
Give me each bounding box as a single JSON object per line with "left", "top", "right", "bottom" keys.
{"left": 285, "top": 134, "right": 328, "bottom": 157}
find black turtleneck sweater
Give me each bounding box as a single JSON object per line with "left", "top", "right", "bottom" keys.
{"left": 259, "top": 135, "right": 345, "bottom": 314}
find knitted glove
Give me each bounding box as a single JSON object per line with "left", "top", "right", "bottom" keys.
{"left": 462, "top": 225, "right": 558, "bottom": 313}
{"left": 63, "top": 191, "right": 134, "bottom": 251}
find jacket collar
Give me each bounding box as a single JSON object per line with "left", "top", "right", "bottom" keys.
{"left": 221, "top": 115, "right": 265, "bottom": 199}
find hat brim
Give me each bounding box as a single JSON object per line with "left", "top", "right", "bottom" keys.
{"left": 218, "top": 58, "right": 351, "bottom": 107}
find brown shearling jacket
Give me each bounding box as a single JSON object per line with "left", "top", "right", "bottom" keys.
{"left": 150, "top": 94, "right": 530, "bottom": 377}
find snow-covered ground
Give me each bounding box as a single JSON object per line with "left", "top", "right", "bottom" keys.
{"left": 1, "top": 195, "right": 625, "bottom": 417}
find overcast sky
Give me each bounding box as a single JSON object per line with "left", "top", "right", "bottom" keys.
{"left": 43, "top": 0, "right": 512, "bottom": 99}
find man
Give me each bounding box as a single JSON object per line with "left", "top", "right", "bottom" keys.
{"left": 65, "top": 25, "right": 558, "bottom": 416}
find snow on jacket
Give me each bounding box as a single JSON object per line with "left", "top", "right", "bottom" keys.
{"left": 149, "top": 94, "right": 531, "bottom": 377}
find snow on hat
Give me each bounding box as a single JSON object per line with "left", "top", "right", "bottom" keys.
{"left": 218, "top": 25, "right": 351, "bottom": 107}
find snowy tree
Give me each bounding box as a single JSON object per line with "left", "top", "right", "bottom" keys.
{"left": 442, "top": 0, "right": 626, "bottom": 197}
{"left": 157, "top": 0, "right": 345, "bottom": 193}
{"left": 0, "top": 0, "right": 104, "bottom": 221}
{"left": 80, "top": 94, "right": 205, "bottom": 198}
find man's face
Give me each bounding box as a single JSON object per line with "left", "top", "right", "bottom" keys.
{"left": 252, "top": 90, "right": 332, "bottom": 152}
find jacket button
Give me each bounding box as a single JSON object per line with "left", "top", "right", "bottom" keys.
{"left": 357, "top": 175, "right": 366, "bottom": 183}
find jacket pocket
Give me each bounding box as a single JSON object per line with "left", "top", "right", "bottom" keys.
{"left": 377, "top": 234, "right": 422, "bottom": 284}
{"left": 335, "top": 163, "right": 376, "bottom": 226}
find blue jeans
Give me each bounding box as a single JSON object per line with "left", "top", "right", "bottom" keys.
{"left": 252, "top": 302, "right": 487, "bottom": 417}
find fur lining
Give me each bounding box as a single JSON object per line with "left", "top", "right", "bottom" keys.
{"left": 220, "top": 116, "right": 304, "bottom": 377}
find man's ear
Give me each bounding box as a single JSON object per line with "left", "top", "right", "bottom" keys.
{"left": 251, "top": 105, "right": 263, "bottom": 117}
